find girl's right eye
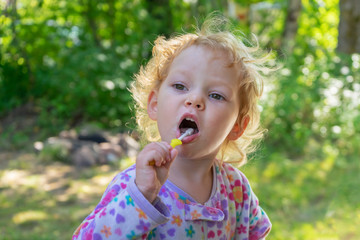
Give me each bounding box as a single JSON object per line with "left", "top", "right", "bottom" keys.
{"left": 173, "top": 83, "right": 187, "bottom": 91}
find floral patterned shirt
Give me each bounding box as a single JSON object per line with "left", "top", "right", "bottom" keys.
{"left": 72, "top": 161, "right": 271, "bottom": 240}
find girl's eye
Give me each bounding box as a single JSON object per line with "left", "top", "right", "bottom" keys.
{"left": 209, "top": 93, "right": 225, "bottom": 101}
{"left": 173, "top": 83, "right": 187, "bottom": 91}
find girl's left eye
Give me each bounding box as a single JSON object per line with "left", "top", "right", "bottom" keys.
{"left": 209, "top": 93, "right": 225, "bottom": 101}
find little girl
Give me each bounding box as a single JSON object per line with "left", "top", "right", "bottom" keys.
{"left": 73, "top": 15, "right": 273, "bottom": 240}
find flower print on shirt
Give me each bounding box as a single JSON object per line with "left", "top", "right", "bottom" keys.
{"left": 101, "top": 225, "right": 112, "bottom": 237}
{"left": 237, "top": 224, "right": 247, "bottom": 234}
{"left": 100, "top": 188, "right": 118, "bottom": 207}
{"left": 121, "top": 173, "right": 131, "bottom": 182}
{"left": 148, "top": 229, "right": 156, "bottom": 240}
{"left": 190, "top": 210, "right": 201, "bottom": 220}
{"left": 136, "top": 207, "right": 147, "bottom": 219}
{"left": 170, "top": 192, "right": 189, "bottom": 210}
{"left": 136, "top": 220, "right": 151, "bottom": 232}
{"left": 227, "top": 173, "right": 234, "bottom": 182}
{"left": 171, "top": 215, "right": 182, "bottom": 226}
{"left": 83, "top": 227, "right": 94, "bottom": 240}
{"left": 185, "top": 225, "right": 195, "bottom": 237}
{"left": 220, "top": 183, "right": 227, "bottom": 197}
{"left": 126, "top": 195, "right": 134, "bottom": 206}
{"left": 99, "top": 208, "right": 107, "bottom": 218}
{"left": 159, "top": 186, "right": 169, "bottom": 198}
{"left": 126, "top": 230, "right": 137, "bottom": 240}
{"left": 229, "top": 179, "right": 249, "bottom": 210}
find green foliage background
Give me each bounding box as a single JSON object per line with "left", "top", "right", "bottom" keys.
{"left": 1, "top": 0, "right": 359, "bottom": 239}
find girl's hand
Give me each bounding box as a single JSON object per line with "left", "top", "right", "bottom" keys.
{"left": 135, "top": 142, "right": 178, "bottom": 203}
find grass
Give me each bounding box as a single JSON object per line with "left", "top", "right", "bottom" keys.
{"left": 242, "top": 144, "right": 360, "bottom": 240}
{"left": 0, "top": 141, "right": 359, "bottom": 239}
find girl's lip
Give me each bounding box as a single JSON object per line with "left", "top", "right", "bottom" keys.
{"left": 181, "top": 132, "right": 199, "bottom": 144}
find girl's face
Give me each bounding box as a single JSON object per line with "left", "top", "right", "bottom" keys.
{"left": 148, "top": 45, "right": 243, "bottom": 159}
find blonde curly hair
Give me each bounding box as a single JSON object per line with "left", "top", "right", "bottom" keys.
{"left": 130, "top": 15, "right": 274, "bottom": 166}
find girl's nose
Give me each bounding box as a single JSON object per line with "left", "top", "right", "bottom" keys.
{"left": 185, "top": 95, "right": 205, "bottom": 110}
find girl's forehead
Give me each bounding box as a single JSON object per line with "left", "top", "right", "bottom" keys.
{"left": 170, "top": 45, "right": 232, "bottom": 70}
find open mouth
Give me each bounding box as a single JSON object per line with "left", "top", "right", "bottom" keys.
{"left": 179, "top": 118, "right": 199, "bottom": 135}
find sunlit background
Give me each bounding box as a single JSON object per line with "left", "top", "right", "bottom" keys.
{"left": 0, "top": 0, "right": 359, "bottom": 239}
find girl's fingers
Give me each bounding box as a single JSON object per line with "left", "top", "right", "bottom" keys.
{"left": 154, "top": 142, "right": 172, "bottom": 159}
{"left": 146, "top": 150, "right": 162, "bottom": 167}
{"left": 163, "top": 148, "right": 178, "bottom": 169}
{"left": 170, "top": 148, "right": 178, "bottom": 161}
{"left": 145, "top": 142, "right": 172, "bottom": 166}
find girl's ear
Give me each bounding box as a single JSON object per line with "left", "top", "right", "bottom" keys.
{"left": 227, "top": 115, "right": 250, "bottom": 141}
{"left": 147, "top": 90, "right": 158, "bottom": 120}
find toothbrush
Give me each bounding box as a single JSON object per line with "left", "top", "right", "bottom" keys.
{"left": 170, "top": 128, "right": 194, "bottom": 148}
{"left": 149, "top": 128, "right": 194, "bottom": 166}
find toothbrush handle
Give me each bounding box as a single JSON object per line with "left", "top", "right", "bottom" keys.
{"left": 170, "top": 139, "right": 182, "bottom": 148}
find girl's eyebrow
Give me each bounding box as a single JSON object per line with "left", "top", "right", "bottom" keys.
{"left": 169, "top": 68, "right": 192, "bottom": 77}
{"left": 167, "top": 70, "right": 193, "bottom": 83}
{"left": 167, "top": 71, "right": 187, "bottom": 81}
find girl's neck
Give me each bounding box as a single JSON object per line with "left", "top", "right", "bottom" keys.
{"left": 168, "top": 155, "right": 215, "bottom": 204}
{"left": 169, "top": 154, "right": 214, "bottom": 182}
